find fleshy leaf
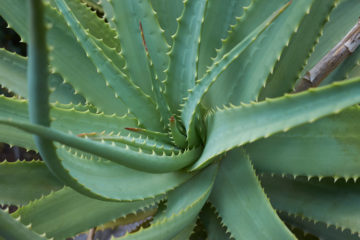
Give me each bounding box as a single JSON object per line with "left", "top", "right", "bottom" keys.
{"left": 0, "top": 209, "right": 46, "bottom": 240}
{"left": 246, "top": 106, "right": 360, "bottom": 179}
{"left": 259, "top": 0, "right": 337, "bottom": 99}
{"left": 116, "top": 163, "right": 218, "bottom": 240}
{"left": 0, "top": 160, "right": 63, "bottom": 206}
{"left": 165, "top": 0, "right": 207, "bottom": 113}
{"left": 55, "top": 0, "right": 163, "bottom": 131}
{"left": 190, "top": 76, "right": 360, "bottom": 171}
{"left": 181, "top": 1, "right": 291, "bottom": 146}
{"left": 12, "top": 187, "right": 163, "bottom": 240}
{"left": 0, "top": 118, "right": 202, "bottom": 173}
{"left": 262, "top": 175, "right": 360, "bottom": 235}
{"left": 209, "top": 149, "right": 295, "bottom": 239}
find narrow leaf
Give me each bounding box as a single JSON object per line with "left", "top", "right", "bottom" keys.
{"left": 209, "top": 149, "right": 295, "bottom": 239}
{"left": 55, "top": 0, "right": 163, "bottom": 131}
{"left": 262, "top": 175, "right": 360, "bottom": 234}
{"left": 0, "top": 160, "right": 63, "bottom": 206}
{"left": 259, "top": 0, "right": 337, "bottom": 99}
{"left": 12, "top": 187, "right": 162, "bottom": 240}
{"left": 181, "top": 2, "right": 291, "bottom": 146}
{"left": 190, "top": 76, "right": 360, "bottom": 171}
{"left": 165, "top": 0, "right": 207, "bottom": 113}
{"left": 0, "top": 209, "right": 45, "bottom": 240}
{"left": 117, "top": 164, "right": 217, "bottom": 240}
{"left": 246, "top": 106, "right": 360, "bottom": 179}
{"left": 0, "top": 118, "right": 202, "bottom": 173}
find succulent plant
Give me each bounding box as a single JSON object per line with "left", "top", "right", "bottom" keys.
{"left": 1, "top": 0, "right": 360, "bottom": 239}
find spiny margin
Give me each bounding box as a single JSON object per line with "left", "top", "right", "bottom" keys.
{"left": 198, "top": 203, "right": 231, "bottom": 240}
{"left": 100, "top": 0, "right": 156, "bottom": 98}
{"left": 0, "top": 160, "right": 63, "bottom": 206}
{"left": 55, "top": 0, "right": 164, "bottom": 131}
{"left": 0, "top": 95, "right": 139, "bottom": 152}
{"left": 0, "top": 48, "right": 86, "bottom": 105}
{"left": 261, "top": 175, "right": 360, "bottom": 236}
{"left": 196, "top": 0, "right": 248, "bottom": 80}
{"left": 279, "top": 211, "right": 360, "bottom": 240}
{"left": 57, "top": 145, "right": 194, "bottom": 201}
{"left": 189, "top": 76, "right": 360, "bottom": 171}
{"left": 0, "top": 118, "right": 202, "bottom": 173}
{"left": 209, "top": 149, "right": 295, "bottom": 239}
{"left": 114, "top": 163, "right": 218, "bottom": 240}
{"left": 259, "top": 0, "right": 338, "bottom": 100}
{"left": 0, "top": 208, "right": 47, "bottom": 240}
{"left": 26, "top": 0, "right": 125, "bottom": 202}
{"left": 164, "top": 0, "right": 207, "bottom": 114}
{"left": 245, "top": 105, "right": 360, "bottom": 179}
{"left": 181, "top": 1, "right": 292, "bottom": 147}
{"left": 11, "top": 187, "right": 164, "bottom": 240}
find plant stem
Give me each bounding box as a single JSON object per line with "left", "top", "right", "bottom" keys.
{"left": 295, "top": 18, "right": 360, "bottom": 92}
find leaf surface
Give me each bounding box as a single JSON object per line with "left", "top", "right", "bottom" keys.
{"left": 209, "top": 149, "right": 295, "bottom": 239}
{"left": 165, "top": 0, "right": 207, "bottom": 113}
{"left": 262, "top": 176, "right": 360, "bottom": 234}
{"left": 0, "top": 209, "right": 46, "bottom": 240}
{"left": 12, "top": 187, "right": 162, "bottom": 240}
{"left": 0, "top": 161, "right": 63, "bottom": 206}
{"left": 246, "top": 106, "right": 360, "bottom": 178}
{"left": 190, "top": 77, "right": 360, "bottom": 171}
{"left": 116, "top": 164, "right": 217, "bottom": 240}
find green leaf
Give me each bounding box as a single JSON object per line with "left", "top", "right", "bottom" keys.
{"left": 209, "top": 149, "right": 295, "bottom": 239}
{"left": 197, "top": 0, "right": 247, "bottom": 79}
{"left": 280, "top": 213, "right": 360, "bottom": 240}
{"left": 199, "top": 203, "right": 231, "bottom": 240}
{"left": 12, "top": 187, "right": 162, "bottom": 240}
{"left": 318, "top": 0, "right": 360, "bottom": 86}
{"left": 0, "top": 48, "right": 85, "bottom": 104}
{"left": 301, "top": 0, "right": 360, "bottom": 83}
{"left": 117, "top": 164, "right": 218, "bottom": 240}
{"left": 165, "top": 0, "right": 207, "bottom": 113}
{"left": 171, "top": 222, "right": 196, "bottom": 240}
{"left": 27, "top": 0, "right": 103, "bottom": 204}
{"left": 149, "top": 0, "right": 183, "bottom": 45}
{"left": 0, "top": 0, "right": 130, "bottom": 115}
{"left": 0, "top": 95, "right": 138, "bottom": 151}
{"left": 57, "top": 146, "right": 193, "bottom": 201}
{"left": 101, "top": 0, "right": 159, "bottom": 98}
{"left": 55, "top": 0, "right": 164, "bottom": 131}
{"left": 181, "top": 1, "right": 291, "bottom": 147}
{"left": 0, "top": 209, "right": 46, "bottom": 240}
{"left": 262, "top": 175, "right": 360, "bottom": 234}
{"left": 189, "top": 76, "right": 360, "bottom": 171}
{"left": 204, "top": 0, "right": 309, "bottom": 107}
{"left": 0, "top": 160, "right": 63, "bottom": 206}
{"left": 259, "top": 0, "right": 337, "bottom": 99}
{"left": 246, "top": 106, "right": 360, "bottom": 179}
{"left": 0, "top": 118, "right": 202, "bottom": 173}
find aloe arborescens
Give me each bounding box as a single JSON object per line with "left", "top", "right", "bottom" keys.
{"left": 1, "top": 0, "right": 360, "bottom": 239}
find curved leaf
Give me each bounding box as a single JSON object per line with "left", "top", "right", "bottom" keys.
{"left": 190, "top": 76, "right": 360, "bottom": 171}
{"left": 209, "top": 149, "right": 295, "bottom": 239}
{"left": 262, "top": 175, "right": 360, "bottom": 234}
{"left": 0, "top": 160, "right": 63, "bottom": 206}
{"left": 0, "top": 209, "right": 46, "bottom": 240}
{"left": 0, "top": 118, "right": 202, "bottom": 173}
{"left": 246, "top": 106, "right": 360, "bottom": 178}
{"left": 12, "top": 187, "right": 162, "bottom": 240}
{"left": 117, "top": 164, "right": 217, "bottom": 240}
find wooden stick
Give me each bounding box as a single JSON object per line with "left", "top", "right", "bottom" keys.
{"left": 86, "top": 227, "right": 96, "bottom": 240}
{"left": 294, "top": 18, "right": 360, "bottom": 92}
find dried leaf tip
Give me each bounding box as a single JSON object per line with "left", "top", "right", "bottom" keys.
{"left": 139, "top": 21, "right": 148, "bottom": 53}
{"left": 125, "top": 127, "right": 141, "bottom": 132}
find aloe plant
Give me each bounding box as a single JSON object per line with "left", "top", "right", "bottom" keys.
{"left": 1, "top": 0, "right": 360, "bottom": 239}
